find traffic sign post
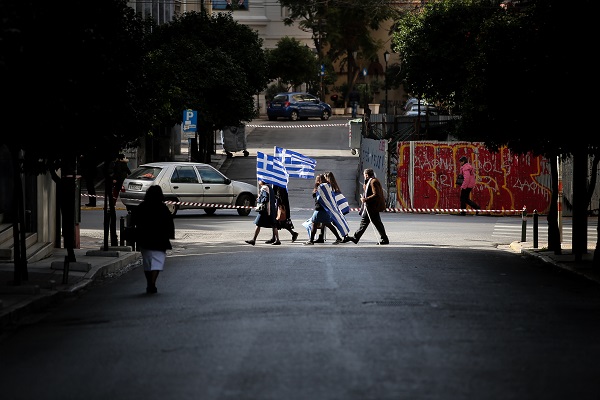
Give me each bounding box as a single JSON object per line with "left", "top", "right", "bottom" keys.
{"left": 182, "top": 110, "right": 197, "bottom": 139}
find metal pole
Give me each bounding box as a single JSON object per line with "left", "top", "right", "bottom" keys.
{"left": 521, "top": 206, "right": 527, "bottom": 242}
{"left": 120, "top": 216, "right": 125, "bottom": 247}
{"left": 557, "top": 157, "right": 563, "bottom": 243}
{"left": 384, "top": 50, "right": 389, "bottom": 115}
{"left": 533, "top": 210, "right": 538, "bottom": 249}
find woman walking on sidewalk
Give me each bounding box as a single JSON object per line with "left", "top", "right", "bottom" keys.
{"left": 131, "top": 185, "right": 175, "bottom": 294}
{"left": 458, "top": 156, "right": 481, "bottom": 215}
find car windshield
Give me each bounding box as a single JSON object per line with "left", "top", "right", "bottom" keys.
{"left": 128, "top": 166, "right": 161, "bottom": 180}
{"left": 273, "top": 94, "right": 288, "bottom": 102}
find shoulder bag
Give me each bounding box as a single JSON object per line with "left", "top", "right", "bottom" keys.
{"left": 456, "top": 174, "right": 464, "bottom": 186}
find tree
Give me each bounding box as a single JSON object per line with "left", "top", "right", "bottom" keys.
{"left": 266, "top": 37, "right": 321, "bottom": 91}
{"left": 279, "top": 0, "right": 398, "bottom": 107}
{"left": 145, "top": 10, "right": 269, "bottom": 163}
{"left": 392, "top": 0, "right": 497, "bottom": 112}
{"left": 392, "top": 0, "right": 598, "bottom": 262}
{"left": 0, "top": 0, "right": 152, "bottom": 281}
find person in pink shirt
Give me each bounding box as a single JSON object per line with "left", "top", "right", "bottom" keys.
{"left": 459, "top": 156, "right": 481, "bottom": 215}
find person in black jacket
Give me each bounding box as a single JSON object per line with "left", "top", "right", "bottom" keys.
{"left": 266, "top": 184, "right": 299, "bottom": 243}
{"left": 245, "top": 180, "right": 280, "bottom": 245}
{"left": 344, "top": 168, "right": 389, "bottom": 245}
{"left": 131, "top": 185, "right": 175, "bottom": 294}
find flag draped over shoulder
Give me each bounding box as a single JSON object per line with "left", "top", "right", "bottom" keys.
{"left": 274, "top": 146, "right": 316, "bottom": 179}
{"left": 256, "top": 151, "right": 289, "bottom": 188}
{"left": 317, "top": 183, "right": 350, "bottom": 237}
{"left": 335, "top": 192, "right": 350, "bottom": 215}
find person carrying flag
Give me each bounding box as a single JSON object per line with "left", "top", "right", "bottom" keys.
{"left": 304, "top": 174, "right": 345, "bottom": 245}
{"left": 245, "top": 180, "right": 280, "bottom": 246}
{"left": 314, "top": 171, "right": 350, "bottom": 242}
{"left": 266, "top": 184, "right": 299, "bottom": 243}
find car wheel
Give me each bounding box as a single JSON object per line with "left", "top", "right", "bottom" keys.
{"left": 321, "top": 110, "right": 331, "bottom": 120}
{"left": 236, "top": 194, "right": 254, "bottom": 216}
{"left": 204, "top": 207, "right": 216, "bottom": 215}
{"left": 164, "top": 199, "right": 178, "bottom": 216}
{"left": 290, "top": 111, "right": 299, "bottom": 121}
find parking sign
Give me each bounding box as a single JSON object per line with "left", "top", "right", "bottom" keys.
{"left": 182, "top": 110, "right": 197, "bottom": 134}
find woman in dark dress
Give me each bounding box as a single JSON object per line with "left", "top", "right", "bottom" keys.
{"left": 266, "top": 184, "right": 299, "bottom": 243}
{"left": 245, "top": 180, "right": 280, "bottom": 245}
{"left": 131, "top": 185, "right": 175, "bottom": 294}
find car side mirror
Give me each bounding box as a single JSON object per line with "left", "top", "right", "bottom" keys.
{"left": 225, "top": 178, "right": 231, "bottom": 184}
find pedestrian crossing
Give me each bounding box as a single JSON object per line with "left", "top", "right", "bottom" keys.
{"left": 492, "top": 217, "right": 598, "bottom": 246}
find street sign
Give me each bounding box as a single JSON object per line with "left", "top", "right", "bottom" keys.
{"left": 320, "top": 64, "right": 325, "bottom": 76}
{"left": 182, "top": 110, "right": 197, "bottom": 134}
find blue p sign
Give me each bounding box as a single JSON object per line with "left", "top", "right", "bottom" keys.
{"left": 182, "top": 110, "right": 197, "bottom": 133}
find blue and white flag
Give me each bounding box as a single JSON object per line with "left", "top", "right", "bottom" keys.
{"left": 274, "top": 146, "right": 316, "bottom": 179}
{"left": 317, "top": 183, "right": 350, "bottom": 237}
{"left": 335, "top": 192, "right": 350, "bottom": 215}
{"left": 257, "top": 151, "right": 289, "bottom": 188}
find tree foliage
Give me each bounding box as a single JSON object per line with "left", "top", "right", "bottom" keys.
{"left": 266, "top": 37, "right": 320, "bottom": 91}
{"left": 392, "top": 0, "right": 597, "bottom": 259}
{"left": 0, "top": 0, "right": 152, "bottom": 166}
{"left": 278, "top": 0, "right": 399, "bottom": 103}
{"left": 147, "top": 10, "right": 269, "bottom": 132}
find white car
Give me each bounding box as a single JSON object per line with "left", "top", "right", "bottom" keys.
{"left": 405, "top": 104, "right": 438, "bottom": 116}
{"left": 119, "top": 162, "right": 257, "bottom": 216}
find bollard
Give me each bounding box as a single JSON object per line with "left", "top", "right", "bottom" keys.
{"left": 120, "top": 216, "right": 125, "bottom": 246}
{"left": 533, "top": 210, "right": 538, "bottom": 249}
{"left": 125, "top": 211, "right": 135, "bottom": 251}
{"left": 62, "top": 256, "right": 70, "bottom": 284}
{"left": 521, "top": 207, "right": 527, "bottom": 242}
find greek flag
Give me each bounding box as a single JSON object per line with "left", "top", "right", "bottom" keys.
{"left": 257, "top": 151, "right": 289, "bottom": 188}
{"left": 335, "top": 192, "right": 350, "bottom": 215}
{"left": 317, "top": 183, "right": 350, "bottom": 237}
{"left": 274, "top": 146, "right": 316, "bottom": 179}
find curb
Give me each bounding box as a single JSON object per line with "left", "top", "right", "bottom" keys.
{"left": 0, "top": 251, "right": 140, "bottom": 330}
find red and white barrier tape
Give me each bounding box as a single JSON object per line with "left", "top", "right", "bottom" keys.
{"left": 81, "top": 194, "right": 524, "bottom": 214}
{"left": 245, "top": 123, "right": 347, "bottom": 129}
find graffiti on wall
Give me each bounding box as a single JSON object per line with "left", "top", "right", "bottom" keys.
{"left": 396, "top": 141, "right": 552, "bottom": 214}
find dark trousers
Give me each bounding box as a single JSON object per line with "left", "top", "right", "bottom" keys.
{"left": 84, "top": 176, "right": 96, "bottom": 206}
{"left": 351, "top": 101, "right": 358, "bottom": 117}
{"left": 354, "top": 206, "right": 388, "bottom": 243}
{"left": 460, "top": 188, "right": 480, "bottom": 213}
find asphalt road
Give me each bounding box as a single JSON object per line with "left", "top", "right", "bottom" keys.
{"left": 1, "top": 120, "right": 599, "bottom": 400}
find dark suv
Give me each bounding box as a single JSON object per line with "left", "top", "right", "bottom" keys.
{"left": 267, "top": 92, "right": 332, "bottom": 121}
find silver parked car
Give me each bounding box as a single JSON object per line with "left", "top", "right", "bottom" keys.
{"left": 119, "top": 162, "right": 257, "bottom": 216}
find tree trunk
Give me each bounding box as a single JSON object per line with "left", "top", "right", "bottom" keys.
{"left": 60, "top": 174, "right": 77, "bottom": 263}
{"left": 547, "top": 154, "right": 561, "bottom": 254}
{"left": 10, "top": 148, "right": 27, "bottom": 284}
{"left": 572, "top": 147, "right": 588, "bottom": 260}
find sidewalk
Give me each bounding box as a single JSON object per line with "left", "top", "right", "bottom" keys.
{"left": 511, "top": 242, "right": 600, "bottom": 284}
{"left": 0, "top": 152, "right": 230, "bottom": 331}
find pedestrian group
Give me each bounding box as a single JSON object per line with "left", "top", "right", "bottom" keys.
{"left": 244, "top": 168, "right": 391, "bottom": 246}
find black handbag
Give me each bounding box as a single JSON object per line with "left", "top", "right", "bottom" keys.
{"left": 455, "top": 174, "right": 464, "bottom": 186}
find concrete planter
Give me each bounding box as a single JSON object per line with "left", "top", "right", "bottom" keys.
{"left": 368, "top": 104, "right": 380, "bottom": 114}
{"left": 332, "top": 108, "right": 345, "bottom": 115}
